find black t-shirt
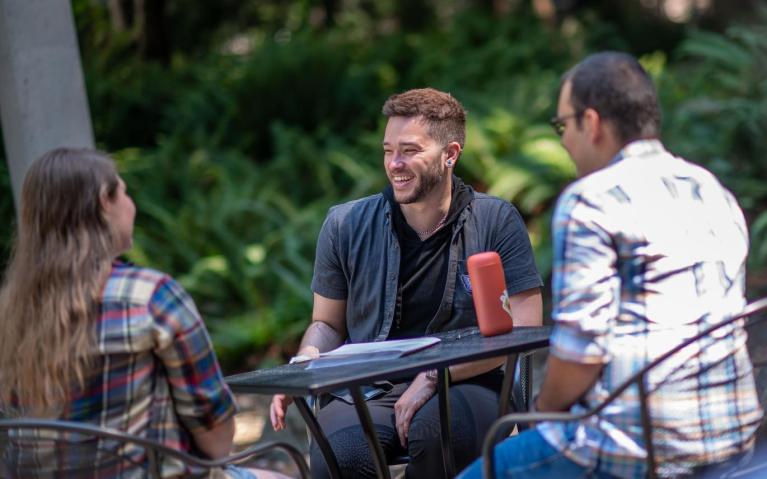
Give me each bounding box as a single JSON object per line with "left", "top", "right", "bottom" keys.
{"left": 385, "top": 178, "right": 505, "bottom": 390}
{"left": 384, "top": 176, "right": 473, "bottom": 340}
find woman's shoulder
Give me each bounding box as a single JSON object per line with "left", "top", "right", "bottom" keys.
{"left": 103, "top": 261, "right": 173, "bottom": 304}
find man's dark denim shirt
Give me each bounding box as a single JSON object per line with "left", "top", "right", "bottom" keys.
{"left": 311, "top": 187, "right": 543, "bottom": 343}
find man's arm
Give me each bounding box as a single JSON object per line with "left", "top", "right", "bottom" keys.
{"left": 270, "top": 293, "right": 347, "bottom": 431}
{"left": 395, "top": 287, "right": 542, "bottom": 446}
{"left": 501, "top": 286, "right": 542, "bottom": 327}
{"left": 535, "top": 356, "right": 603, "bottom": 412}
{"left": 535, "top": 186, "right": 617, "bottom": 412}
{"left": 296, "top": 294, "right": 348, "bottom": 356}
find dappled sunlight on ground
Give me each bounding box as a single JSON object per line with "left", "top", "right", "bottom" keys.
{"left": 233, "top": 394, "right": 309, "bottom": 478}
{"left": 234, "top": 410, "right": 266, "bottom": 446}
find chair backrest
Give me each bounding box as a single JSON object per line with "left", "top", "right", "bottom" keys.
{"left": 1, "top": 419, "right": 175, "bottom": 478}
{"left": 630, "top": 297, "right": 767, "bottom": 477}
{"left": 746, "top": 302, "right": 767, "bottom": 444}
{"left": 573, "top": 297, "right": 767, "bottom": 478}
{"left": 0, "top": 418, "right": 309, "bottom": 478}
{"left": 510, "top": 352, "right": 532, "bottom": 415}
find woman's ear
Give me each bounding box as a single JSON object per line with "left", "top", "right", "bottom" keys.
{"left": 99, "top": 187, "right": 113, "bottom": 216}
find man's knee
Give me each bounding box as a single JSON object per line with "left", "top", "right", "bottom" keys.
{"left": 309, "top": 427, "right": 380, "bottom": 479}
{"left": 407, "top": 409, "right": 443, "bottom": 459}
{"left": 407, "top": 385, "right": 499, "bottom": 469}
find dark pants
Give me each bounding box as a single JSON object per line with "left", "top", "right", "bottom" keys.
{"left": 309, "top": 381, "right": 501, "bottom": 479}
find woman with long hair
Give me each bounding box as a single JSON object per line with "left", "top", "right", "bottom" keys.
{"left": 0, "top": 148, "right": 283, "bottom": 478}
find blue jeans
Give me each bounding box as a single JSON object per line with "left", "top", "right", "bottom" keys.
{"left": 458, "top": 428, "right": 614, "bottom": 479}
{"left": 224, "top": 465, "right": 259, "bottom": 479}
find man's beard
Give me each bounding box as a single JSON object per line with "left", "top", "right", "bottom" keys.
{"left": 394, "top": 161, "right": 445, "bottom": 204}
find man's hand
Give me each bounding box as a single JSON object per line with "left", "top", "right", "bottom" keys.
{"left": 270, "top": 346, "right": 321, "bottom": 431}
{"left": 270, "top": 394, "right": 294, "bottom": 431}
{"left": 394, "top": 372, "right": 437, "bottom": 447}
{"left": 271, "top": 295, "right": 347, "bottom": 432}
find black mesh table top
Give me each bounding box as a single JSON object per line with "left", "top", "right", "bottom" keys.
{"left": 225, "top": 326, "right": 551, "bottom": 396}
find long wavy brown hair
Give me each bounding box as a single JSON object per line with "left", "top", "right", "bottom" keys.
{"left": 0, "top": 148, "right": 120, "bottom": 415}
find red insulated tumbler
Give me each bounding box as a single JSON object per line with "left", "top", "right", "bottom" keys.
{"left": 467, "top": 251, "right": 513, "bottom": 336}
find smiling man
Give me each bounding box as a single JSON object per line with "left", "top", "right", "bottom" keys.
{"left": 269, "top": 88, "right": 543, "bottom": 478}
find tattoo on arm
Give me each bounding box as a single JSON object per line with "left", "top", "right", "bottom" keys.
{"left": 299, "top": 320, "right": 345, "bottom": 353}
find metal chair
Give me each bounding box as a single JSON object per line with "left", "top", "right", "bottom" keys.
{"left": 500, "top": 351, "right": 534, "bottom": 418}
{"left": 0, "top": 418, "right": 309, "bottom": 478}
{"left": 481, "top": 297, "right": 767, "bottom": 479}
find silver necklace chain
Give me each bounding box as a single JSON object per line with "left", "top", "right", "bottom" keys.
{"left": 416, "top": 213, "right": 448, "bottom": 240}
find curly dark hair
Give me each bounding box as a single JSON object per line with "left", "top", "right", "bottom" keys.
{"left": 564, "top": 51, "right": 661, "bottom": 144}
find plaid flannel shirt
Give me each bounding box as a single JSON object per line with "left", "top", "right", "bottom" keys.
{"left": 537, "top": 140, "right": 763, "bottom": 478}
{"left": 5, "top": 262, "right": 237, "bottom": 478}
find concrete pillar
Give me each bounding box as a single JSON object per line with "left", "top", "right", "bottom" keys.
{"left": 0, "top": 0, "right": 95, "bottom": 211}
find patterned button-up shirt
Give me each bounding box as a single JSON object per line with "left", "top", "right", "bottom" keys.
{"left": 5, "top": 262, "right": 237, "bottom": 478}
{"left": 537, "top": 140, "right": 763, "bottom": 478}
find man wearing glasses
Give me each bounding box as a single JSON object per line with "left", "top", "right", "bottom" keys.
{"left": 460, "top": 51, "right": 762, "bottom": 478}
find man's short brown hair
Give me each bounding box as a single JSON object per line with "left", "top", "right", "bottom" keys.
{"left": 382, "top": 88, "right": 466, "bottom": 148}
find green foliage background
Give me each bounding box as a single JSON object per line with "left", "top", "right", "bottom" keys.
{"left": 1, "top": 1, "right": 765, "bottom": 372}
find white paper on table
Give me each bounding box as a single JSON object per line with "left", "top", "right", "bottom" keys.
{"left": 320, "top": 336, "right": 440, "bottom": 358}
{"left": 305, "top": 337, "right": 441, "bottom": 370}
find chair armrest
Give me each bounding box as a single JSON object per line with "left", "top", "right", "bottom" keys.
{"left": 499, "top": 349, "right": 544, "bottom": 418}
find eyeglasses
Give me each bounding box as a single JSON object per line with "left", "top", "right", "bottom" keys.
{"left": 549, "top": 111, "right": 582, "bottom": 136}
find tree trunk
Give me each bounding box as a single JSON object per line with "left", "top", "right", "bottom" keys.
{"left": 395, "top": 0, "right": 433, "bottom": 31}
{"left": 323, "top": 0, "right": 338, "bottom": 28}
{"left": 108, "top": 0, "right": 132, "bottom": 31}
{"left": 135, "top": 0, "right": 169, "bottom": 63}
